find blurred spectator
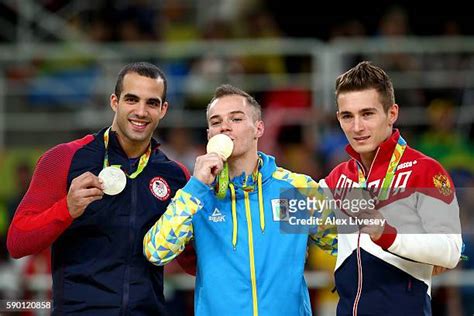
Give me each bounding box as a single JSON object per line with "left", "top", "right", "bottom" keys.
{"left": 377, "top": 6, "right": 410, "bottom": 38}
{"left": 263, "top": 87, "right": 311, "bottom": 109}
{"left": 240, "top": 11, "right": 287, "bottom": 85}
{"left": 416, "top": 99, "right": 474, "bottom": 173}
{"left": 159, "top": 0, "right": 200, "bottom": 42}
{"left": 279, "top": 140, "right": 321, "bottom": 179}
{"left": 416, "top": 98, "right": 474, "bottom": 316}
{"left": 160, "top": 127, "right": 203, "bottom": 173}
{"left": 160, "top": 60, "right": 191, "bottom": 108}
{"left": 185, "top": 53, "right": 244, "bottom": 109}
{"left": 25, "top": 15, "right": 101, "bottom": 109}
{"left": 183, "top": 16, "right": 245, "bottom": 110}
{"left": 121, "top": 0, "right": 158, "bottom": 41}
{"left": 330, "top": 20, "right": 367, "bottom": 69}
{"left": 370, "top": 6, "right": 426, "bottom": 108}
{"left": 259, "top": 106, "right": 318, "bottom": 157}
{"left": 118, "top": 19, "right": 145, "bottom": 42}
{"left": 201, "top": 18, "right": 235, "bottom": 40}
{"left": 329, "top": 19, "right": 366, "bottom": 40}
{"left": 316, "top": 115, "right": 349, "bottom": 176}
{"left": 88, "top": 17, "right": 113, "bottom": 43}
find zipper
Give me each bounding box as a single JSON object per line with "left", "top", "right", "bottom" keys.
{"left": 121, "top": 178, "right": 137, "bottom": 315}
{"left": 351, "top": 145, "right": 380, "bottom": 316}
{"left": 352, "top": 232, "right": 363, "bottom": 316}
{"left": 356, "top": 147, "right": 380, "bottom": 183}
{"left": 244, "top": 191, "right": 259, "bottom": 316}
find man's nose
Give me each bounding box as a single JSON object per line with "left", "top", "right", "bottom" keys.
{"left": 220, "top": 119, "right": 232, "bottom": 133}
{"left": 353, "top": 116, "right": 364, "bottom": 132}
{"left": 135, "top": 101, "right": 147, "bottom": 117}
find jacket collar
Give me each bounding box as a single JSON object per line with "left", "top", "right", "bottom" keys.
{"left": 230, "top": 151, "right": 277, "bottom": 188}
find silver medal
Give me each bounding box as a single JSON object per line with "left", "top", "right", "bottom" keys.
{"left": 99, "top": 166, "right": 127, "bottom": 195}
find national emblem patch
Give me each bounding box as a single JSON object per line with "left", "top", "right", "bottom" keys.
{"left": 433, "top": 174, "right": 452, "bottom": 196}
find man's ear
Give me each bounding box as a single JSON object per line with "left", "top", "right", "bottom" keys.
{"left": 388, "top": 104, "right": 399, "bottom": 125}
{"left": 159, "top": 102, "right": 169, "bottom": 119}
{"left": 110, "top": 94, "right": 119, "bottom": 112}
{"left": 255, "top": 120, "right": 264, "bottom": 139}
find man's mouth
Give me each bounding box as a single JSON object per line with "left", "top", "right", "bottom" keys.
{"left": 129, "top": 119, "right": 149, "bottom": 129}
{"left": 354, "top": 136, "right": 370, "bottom": 142}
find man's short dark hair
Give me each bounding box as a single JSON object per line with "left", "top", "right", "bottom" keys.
{"left": 207, "top": 84, "right": 262, "bottom": 121}
{"left": 114, "top": 62, "right": 167, "bottom": 101}
{"left": 335, "top": 61, "right": 395, "bottom": 112}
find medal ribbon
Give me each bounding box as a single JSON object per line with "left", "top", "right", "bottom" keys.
{"left": 103, "top": 127, "right": 152, "bottom": 179}
{"left": 357, "top": 135, "right": 407, "bottom": 201}
{"left": 215, "top": 157, "right": 262, "bottom": 199}
{"left": 215, "top": 162, "right": 229, "bottom": 199}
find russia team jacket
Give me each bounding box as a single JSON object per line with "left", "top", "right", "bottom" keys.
{"left": 144, "top": 152, "right": 338, "bottom": 316}
{"left": 320, "top": 129, "right": 462, "bottom": 316}
{"left": 7, "top": 127, "right": 190, "bottom": 315}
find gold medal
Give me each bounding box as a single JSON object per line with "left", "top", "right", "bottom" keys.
{"left": 207, "top": 134, "right": 234, "bottom": 160}
{"left": 207, "top": 134, "right": 233, "bottom": 199}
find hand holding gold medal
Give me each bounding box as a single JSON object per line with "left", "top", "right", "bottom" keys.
{"left": 206, "top": 134, "right": 234, "bottom": 199}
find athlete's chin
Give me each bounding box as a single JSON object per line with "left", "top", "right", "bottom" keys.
{"left": 228, "top": 148, "right": 244, "bottom": 160}
{"left": 350, "top": 143, "right": 377, "bottom": 155}
{"left": 127, "top": 131, "right": 153, "bottom": 143}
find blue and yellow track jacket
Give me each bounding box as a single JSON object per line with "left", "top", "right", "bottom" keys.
{"left": 144, "top": 152, "right": 337, "bottom": 316}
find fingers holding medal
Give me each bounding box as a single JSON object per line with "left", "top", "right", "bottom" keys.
{"left": 67, "top": 171, "right": 106, "bottom": 218}
{"left": 193, "top": 134, "right": 234, "bottom": 185}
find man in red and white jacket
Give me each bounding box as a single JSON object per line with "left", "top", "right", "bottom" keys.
{"left": 320, "top": 61, "right": 462, "bottom": 316}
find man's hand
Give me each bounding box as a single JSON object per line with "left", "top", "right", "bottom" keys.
{"left": 344, "top": 187, "right": 385, "bottom": 241}
{"left": 67, "top": 172, "right": 104, "bottom": 218}
{"left": 432, "top": 266, "right": 448, "bottom": 276}
{"left": 357, "top": 208, "right": 386, "bottom": 241}
{"left": 193, "top": 153, "right": 224, "bottom": 185}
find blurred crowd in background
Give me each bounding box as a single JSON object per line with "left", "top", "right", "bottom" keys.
{"left": 0, "top": 0, "right": 474, "bottom": 315}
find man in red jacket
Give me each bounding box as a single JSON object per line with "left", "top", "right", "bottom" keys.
{"left": 320, "top": 61, "right": 463, "bottom": 315}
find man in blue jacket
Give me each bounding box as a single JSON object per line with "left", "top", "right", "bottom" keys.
{"left": 144, "top": 84, "right": 337, "bottom": 316}
{"left": 8, "top": 62, "right": 193, "bottom": 315}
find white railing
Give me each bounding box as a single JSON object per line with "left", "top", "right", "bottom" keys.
{"left": 1, "top": 37, "right": 474, "bottom": 149}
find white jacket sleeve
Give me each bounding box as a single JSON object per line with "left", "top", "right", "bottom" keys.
{"left": 373, "top": 161, "right": 463, "bottom": 269}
